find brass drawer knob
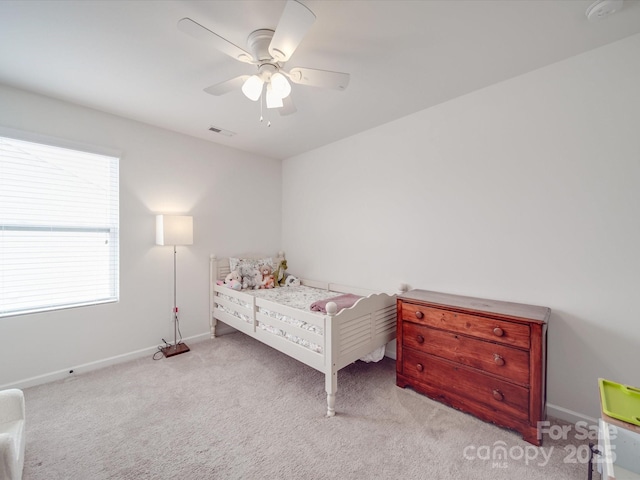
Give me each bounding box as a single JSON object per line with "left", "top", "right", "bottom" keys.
{"left": 415, "top": 311, "right": 424, "bottom": 320}
{"left": 492, "top": 389, "right": 504, "bottom": 402}
{"left": 416, "top": 363, "right": 424, "bottom": 372}
{"left": 494, "top": 354, "right": 505, "bottom": 366}
{"left": 493, "top": 327, "right": 504, "bottom": 337}
{"left": 416, "top": 334, "right": 425, "bottom": 344}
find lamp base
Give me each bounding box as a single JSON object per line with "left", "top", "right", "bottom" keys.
{"left": 160, "top": 342, "right": 190, "bottom": 358}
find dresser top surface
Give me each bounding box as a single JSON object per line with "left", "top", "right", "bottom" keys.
{"left": 398, "top": 289, "right": 550, "bottom": 323}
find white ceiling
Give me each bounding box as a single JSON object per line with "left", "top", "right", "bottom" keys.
{"left": 1, "top": 0, "right": 639, "bottom": 160}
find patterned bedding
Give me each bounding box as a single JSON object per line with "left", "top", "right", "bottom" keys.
{"left": 250, "top": 285, "right": 337, "bottom": 311}
{"left": 216, "top": 284, "right": 386, "bottom": 361}
{"left": 215, "top": 285, "right": 338, "bottom": 353}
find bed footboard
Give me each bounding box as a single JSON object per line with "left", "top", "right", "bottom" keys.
{"left": 323, "top": 292, "right": 398, "bottom": 416}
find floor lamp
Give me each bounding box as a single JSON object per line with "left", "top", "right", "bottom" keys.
{"left": 156, "top": 214, "right": 193, "bottom": 357}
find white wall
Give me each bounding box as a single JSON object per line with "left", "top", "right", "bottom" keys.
{"left": 0, "top": 84, "right": 281, "bottom": 388}
{"left": 282, "top": 33, "right": 640, "bottom": 421}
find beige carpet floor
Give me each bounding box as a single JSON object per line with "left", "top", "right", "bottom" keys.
{"left": 22, "top": 332, "right": 594, "bottom": 479}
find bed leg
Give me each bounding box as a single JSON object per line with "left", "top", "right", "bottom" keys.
{"left": 327, "top": 393, "right": 336, "bottom": 417}
{"left": 325, "top": 371, "right": 337, "bottom": 417}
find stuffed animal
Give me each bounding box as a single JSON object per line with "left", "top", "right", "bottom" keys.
{"left": 259, "top": 264, "right": 275, "bottom": 289}
{"left": 222, "top": 270, "right": 241, "bottom": 290}
{"left": 225, "top": 270, "right": 241, "bottom": 285}
{"left": 273, "top": 259, "right": 288, "bottom": 287}
{"left": 217, "top": 271, "right": 239, "bottom": 290}
{"left": 284, "top": 275, "right": 300, "bottom": 287}
{"left": 241, "top": 266, "right": 262, "bottom": 290}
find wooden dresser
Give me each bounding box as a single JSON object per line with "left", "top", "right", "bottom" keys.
{"left": 396, "top": 289, "right": 549, "bottom": 445}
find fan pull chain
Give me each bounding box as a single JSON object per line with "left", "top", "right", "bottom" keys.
{"left": 260, "top": 94, "right": 264, "bottom": 123}
{"left": 259, "top": 93, "right": 271, "bottom": 127}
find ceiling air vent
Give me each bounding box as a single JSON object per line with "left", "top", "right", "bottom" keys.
{"left": 208, "top": 126, "right": 236, "bottom": 137}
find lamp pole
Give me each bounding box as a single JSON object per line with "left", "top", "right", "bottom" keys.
{"left": 161, "top": 243, "right": 190, "bottom": 357}
{"left": 156, "top": 214, "right": 192, "bottom": 358}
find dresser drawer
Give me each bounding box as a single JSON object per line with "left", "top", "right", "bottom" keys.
{"left": 397, "top": 290, "right": 548, "bottom": 445}
{"left": 402, "top": 348, "right": 529, "bottom": 421}
{"left": 401, "top": 303, "right": 530, "bottom": 349}
{"left": 402, "top": 321, "right": 530, "bottom": 385}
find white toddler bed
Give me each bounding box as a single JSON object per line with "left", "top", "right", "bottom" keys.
{"left": 209, "top": 253, "right": 404, "bottom": 417}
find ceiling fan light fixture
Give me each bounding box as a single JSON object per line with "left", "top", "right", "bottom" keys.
{"left": 270, "top": 72, "right": 291, "bottom": 98}
{"left": 266, "top": 84, "right": 284, "bottom": 108}
{"left": 242, "top": 75, "right": 264, "bottom": 101}
{"left": 181, "top": 0, "right": 349, "bottom": 118}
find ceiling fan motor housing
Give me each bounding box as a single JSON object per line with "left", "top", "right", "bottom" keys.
{"left": 247, "top": 29, "right": 283, "bottom": 82}
{"left": 247, "top": 29, "right": 277, "bottom": 62}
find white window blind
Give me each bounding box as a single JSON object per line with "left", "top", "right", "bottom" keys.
{"left": 0, "top": 134, "right": 119, "bottom": 317}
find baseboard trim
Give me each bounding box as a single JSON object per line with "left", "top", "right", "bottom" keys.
{"left": 546, "top": 403, "right": 598, "bottom": 426}
{"left": 1, "top": 332, "right": 212, "bottom": 391}
{"left": 384, "top": 339, "right": 397, "bottom": 360}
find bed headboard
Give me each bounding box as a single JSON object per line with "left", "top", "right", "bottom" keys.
{"left": 210, "top": 251, "right": 285, "bottom": 283}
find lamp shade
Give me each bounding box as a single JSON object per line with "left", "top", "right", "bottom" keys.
{"left": 156, "top": 215, "right": 193, "bottom": 246}
{"left": 242, "top": 75, "right": 264, "bottom": 101}
{"left": 270, "top": 72, "right": 291, "bottom": 98}
{"left": 266, "top": 84, "right": 284, "bottom": 109}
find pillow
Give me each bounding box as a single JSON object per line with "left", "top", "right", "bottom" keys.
{"left": 229, "top": 257, "right": 274, "bottom": 273}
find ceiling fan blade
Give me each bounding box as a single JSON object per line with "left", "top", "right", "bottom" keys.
{"left": 203, "top": 76, "right": 250, "bottom": 96}
{"left": 287, "top": 67, "right": 350, "bottom": 90}
{"left": 268, "top": 1, "right": 316, "bottom": 62}
{"left": 279, "top": 96, "right": 297, "bottom": 116}
{"left": 178, "top": 17, "right": 253, "bottom": 64}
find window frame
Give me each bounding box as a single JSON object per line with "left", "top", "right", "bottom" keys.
{"left": 0, "top": 127, "right": 121, "bottom": 318}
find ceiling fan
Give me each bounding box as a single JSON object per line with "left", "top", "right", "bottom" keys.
{"left": 178, "top": 0, "right": 350, "bottom": 116}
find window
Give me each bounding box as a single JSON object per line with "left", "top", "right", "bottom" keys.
{"left": 0, "top": 133, "right": 119, "bottom": 317}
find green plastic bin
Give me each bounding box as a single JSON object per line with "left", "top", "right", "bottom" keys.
{"left": 599, "top": 378, "right": 640, "bottom": 427}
